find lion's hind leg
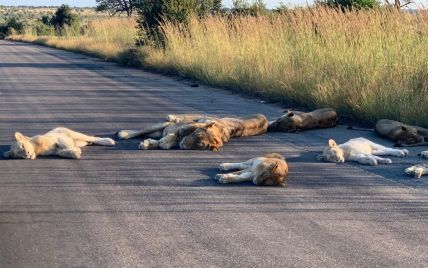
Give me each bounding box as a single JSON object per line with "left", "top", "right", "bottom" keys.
{"left": 58, "top": 148, "right": 82, "bottom": 159}
{"left": 54, "top": 127, "right": 115, "bottom": 147}
{"left": 371, "top": 143, "right": 408, "bottom": 157}
{"left": 219, "top": 158, "right": 255, "bottom": 171}
{"left": 405, "top": 164, "right": 428, "bottom": 179}
{"left": 56, "top": 137, "right": 82, "bottom": 159}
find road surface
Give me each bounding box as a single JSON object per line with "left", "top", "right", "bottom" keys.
{"left": 0, "top": 40, "right": 427, "bottom": 267}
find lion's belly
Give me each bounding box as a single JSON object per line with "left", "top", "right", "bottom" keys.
{"left": 33, "top": 136, "right": 59, "bottom": 156}
{"left": 341, "top": 142, "right": 373, "bottom": 156}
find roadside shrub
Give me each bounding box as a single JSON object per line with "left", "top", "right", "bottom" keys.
{"left": 0, "top": 17, "right": 25, "bottom": 37}
{"left": 50, "top": 5, "right": 81, "bottom": 34}
{"left": 316, "top": 0, "right": 380, "bottom": 9}
{"left": 136, "top": 0, "right": 221, "bottom": 45}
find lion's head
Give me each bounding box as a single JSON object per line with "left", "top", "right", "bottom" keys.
{"left": 317, "top": 139, "right": 345, "bottom": 163}
{"left": 254, "top": 156, "right": 288, "bottom": 187}
{"left": 395, "top": 126, "right": 424, "bottom": 145}
{"left": 3, "top": 132, "right": 36, "bottom": 160}
{"left": 179, "top": 122, "right": 224, "bottom": 151}
{"left": 268, "top": 111, "right": 302, "bottom": 132}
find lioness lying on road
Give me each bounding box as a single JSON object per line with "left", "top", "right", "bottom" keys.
{"left": 317, "top": 138, "right": 409, "bottom": 165}
{"left": 215, "top": 153, "right": 288, "bottom": 187}
{"left": 405, "top": 151, "right": 428, "bottom": 179}
{"left": 3, "top": 127, "right": 115, "bottom": 160}
{"left": 268, "top": 108, "right": 338, "bottom": 132}
{"left": 375, "top": 119, "right": 428, "bottom": 146}
{"left": 117, "top": 114, "right": 269, "bottom": 151}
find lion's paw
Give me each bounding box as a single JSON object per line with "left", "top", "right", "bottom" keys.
{"left": 380, "top": 158, "right": 392, "bottom": 165}
{"left": 368, "top": 158, "right": 378, "bottom": 166}
{"left": 117, "top": 130, "right": 131, "bottom": 140}
{"left": 418, "top": 151, "right": 428, "bottom": 159}
{"left": 217, "top": 175, "right": 230, "bottom": 184}
{"left": 139, "top": 139, "right": 158, "bottom": 150}
{"left": 219, "top": 163, "right": 230, "bottom": 171}
{"left": 70, "top": 150, "right": 81, "bottom": 159}
{"left": 405, "top": 165, "right": 425, "bottom": 179}
{"left": 214, "top": 174, "right": 223, "bottom": 181}
{"left": 399, "top": 149, "right": 409, "bottom": 157}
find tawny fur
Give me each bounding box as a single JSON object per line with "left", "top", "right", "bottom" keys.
{"left": 375, "top": 119, "right": 428, "bottom": 145}
{"left": 317, "top": 137, "right": 408, "bottom": 165}
{"left": 117, "top": 114, "right": 269, "bottom": 151}
{"left": 268, "top": 108, "right": 338, "bottom": 132}
{"left": 215, "top": 153, "right": 288, "bottom": 187}
{"left": 3, "top": 127, "right": 115, "bottom": 160}
{"left": 405, "top": 150, "right": 428, "bottom": 179}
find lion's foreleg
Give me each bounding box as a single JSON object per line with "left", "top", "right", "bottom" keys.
{"left": 216, "top": 171, "right": 254, "bottom": 184}
{"left": 158, "top": 134, "right": 178, "bottom": 150}
{"left": 57, "top": 148, "right": 82, "bottom": 159}
{"left": 349, "top": 153, "right": 378, "bottom": 165}
{"left": 167, "top": 114, "right": 207, "bottom": 123}
{"left": 139, "top": 138, "right": 160, "bottom": 150}
{"left": 117, "top": 122, "right": 171, "bottom": 140}
{"left": 219, "top": 159, "right": 254, "bottom": 171}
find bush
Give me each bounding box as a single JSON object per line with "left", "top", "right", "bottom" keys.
{"left": 50, "top": 4, "right": 81, "bottom": 34}
{"left": 316, "top": 0, "right": 380, "bottom": 9}
{"left": 34, "top": 21, "right": 55, "bottom": 36}
{"left": 0, "top": 17, "right": 25, "bottom": 37}
{"left": 136, "top": 0, "right": 221, "bottom": 44}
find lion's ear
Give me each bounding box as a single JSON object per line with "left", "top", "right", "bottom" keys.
{"left": 401, "top": 126, "right": 408, "bottom": 132}
{"left": 287, "top": 112, "right": 294, "bottom": 117}
{"left": 3, "top": 151, "right": 13, "bottom": 158}
{"left": 328, "top": 139, "right": 337, "bottom": 148}
{"left": 14, "top": 132, "right": 25, "bottom": 141}
{"left": 206, "top": 122, "right": 216, "bottom": 128}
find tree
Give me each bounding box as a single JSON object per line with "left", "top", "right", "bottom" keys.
{"left": 316, "top": 0, "right": 380, "bottom": 9}
{"left": 95, "top": 0, "right": 137, "bottom": 17}
{"left": 136, "top": 0, "right": 222, "bottom": 44}
{"left": 50, "top": 5, "right": 80, "bottom": 33}
{"left": 384, "top": 0, "right": 413, "bottom": 9}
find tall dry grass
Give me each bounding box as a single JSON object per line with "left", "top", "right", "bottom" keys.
{"left": 9, "top": 9, "right": 428, "bottom": 125}
{"left": 10, "top": 18, "right": 136, "bottom": 60}
{"left": 144, "top": 8, "right": 428, "bottom": 126}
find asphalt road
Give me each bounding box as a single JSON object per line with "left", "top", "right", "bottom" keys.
{"left": 0, "top": 40, "right": 427, "bottom": 267}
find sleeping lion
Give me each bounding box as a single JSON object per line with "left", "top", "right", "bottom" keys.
{"left": 268, "top": 108, "right": 338, "bottom": 132}
{"left": 375, "top": 119, "right": 428, "bottom": 146}
{"left": 317, "top": 137, "right": 408, "bottom": 165}
{"left": 215, "top": 153, "right": 288, "bottom": 187}
{"left": 405, "top": 150, "right": 428, "bottom": 179}
{"left": 3, "top": 127, "right": 115, "bottom": 160}
{"left": 117, "top": 114, "right": 269, "bottom": 151}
